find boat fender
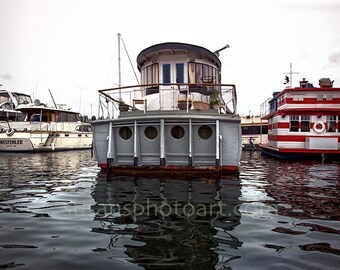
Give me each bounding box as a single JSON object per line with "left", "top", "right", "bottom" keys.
{"left": 313, "top": 121, "right": 326, "bottom": 133}
{"left": 6, "top": 128, "right": 15, "bottom": 136}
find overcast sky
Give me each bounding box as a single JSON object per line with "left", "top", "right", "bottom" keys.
{"left": 1, "top": 0, "right": 340, "bottom": 116}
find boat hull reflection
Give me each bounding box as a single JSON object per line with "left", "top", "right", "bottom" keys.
{"left": 91, "top": 175, "right": 242, "bottom": 269}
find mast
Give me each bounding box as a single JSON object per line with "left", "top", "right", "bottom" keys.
{"left": 118, "top": 33, "right": 121, "bottom": 100}
{"left": 284, "top": 63, "right": 299, "bottom": 88}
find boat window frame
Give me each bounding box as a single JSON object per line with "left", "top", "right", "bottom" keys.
{"left": 301, "top": 115, "right": 310, "bottom": 132}
{"left": 142, "top": 63, "right": 159, "bottom": 85}
{"left": 162, "top": 63, "right": 171, "bottom": 85}
{"left": 171, "top": 125, "right": 185, "bottom": 140}
{"left": 326, "top": 116, "right": 336, "bottom": 132}
{"left": 144, "top": 126, "right": 158, "bottom": 140}
{"left": 119, "top": 126, "right": 133, "bottom": 140}
{"left": 198, "top": 125, "right": 213, "bottom": 140}
{"left": 289, "top": 115, "right": 299, "bottom": 132}
{"left": 176, "top": 63, "right": 184, "bottom": 83}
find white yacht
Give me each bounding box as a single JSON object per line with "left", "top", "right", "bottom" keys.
{"left": 0, "top": 91, "right": 92, "bottom": 152}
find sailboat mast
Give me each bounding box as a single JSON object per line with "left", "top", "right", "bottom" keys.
{"left": 118, "top": 33, "right": 121, "bottom": 100}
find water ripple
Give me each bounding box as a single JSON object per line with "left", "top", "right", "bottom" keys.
{"left": 0, "top": 150, "right": 339, "bottom": 269}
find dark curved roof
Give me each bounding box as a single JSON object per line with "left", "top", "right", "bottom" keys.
{"left": 137, "top": 42, "right": 221, "bottom": 71}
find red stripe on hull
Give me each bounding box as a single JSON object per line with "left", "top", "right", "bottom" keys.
{"left": 268, "top": 135, "right": 340, "bottom": 142}
{"left": 97, "top": 163, "right": 239, "bottom": 177}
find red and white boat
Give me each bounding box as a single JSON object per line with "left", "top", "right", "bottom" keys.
{"left": 259, "top": 77, "right": 340, "bottom": 159}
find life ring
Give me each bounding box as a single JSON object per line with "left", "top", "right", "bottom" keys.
{"left": 6, "top": 128, "right": 15, "bottom": 136}
{"left": 313, "top": 121, "right": 326, "bottom": 133}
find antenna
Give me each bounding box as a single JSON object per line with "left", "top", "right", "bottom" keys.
{"left": 213, "top": 44, "right": 230, "bottom": 57}
{"left": 284, "top": 63, "right": 299, "bottom": 88}
{"left": 48, "top": 89, "right": 58, "bottom": 109}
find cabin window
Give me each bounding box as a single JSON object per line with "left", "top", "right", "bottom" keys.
{"left": 301, "top": 115, "right": 310, "bottom": 132}
{"left": 176, "top": 63, "right": 184, "bottom": 83}
{"left": 269, "top": 100, "right": 277, "bottom": 113}
{"left": 171, "top": 126, "right": 185, "bottom": 139}
{"left": 195, "top": 64, "right": 202, "bottom": 83}
{"left": 289, "top": 115, "right": 299, "bottom": 132}
{"left": 187, "top": 62, "right": 218, "bottom": 84}
{"left": 30, "top": 114, "right": 41, "bottom": 122}
{"left": 292, "top": 95, "right": 304, "bottom": 101}
{"left": 162, "top": 64, "right": 171, "bottom": 85}
{"left": 198, "top": 125, "right": 213, "bottom": 140}
{"left": 56, "top": 112, "right": 79, "bottom": 122}
{"left": 242, "top": 125, "right": 268, "bottom": 135}
{"left": 144, "top": 126, "right": 158, "bottom": 140}
{"left": 142, "top": 63, "right": 159, "bottom": 85}
{"left": 119, "top": 126, "right": 132, "bottom": 140}
{"left": 326, "top": 94, "right": 333, "bottom": 101}
{"left": 188, "top": 62, "right": 195, "bottom": 83}
{"left": 327, "top": 116, "right": 336, "bottom": 132}
{"left": 317, "top": 93, "right": 323, "bottom": 101}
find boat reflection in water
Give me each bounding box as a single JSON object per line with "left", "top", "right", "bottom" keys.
{"left": 91, "top": 175, "right": 242, "bottom": 269}
{"left": 262, "top": 160, "right": 340, "bottom": 220}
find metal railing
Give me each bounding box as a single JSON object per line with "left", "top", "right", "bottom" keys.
{"left": 97, "top": 83, "right": 237, "bottom": 119}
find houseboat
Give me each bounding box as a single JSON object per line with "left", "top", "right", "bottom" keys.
{"left": 241, "top": 116, "right": 268, "bottom": 150}
{"left": 0, "top": 97, "right": 92, "bottom": 152}
{"left": 91, "top": 41, "right": 242, "bottom": 176}
{"left": 259, "top": 77, "right": 340, "bottom": 159}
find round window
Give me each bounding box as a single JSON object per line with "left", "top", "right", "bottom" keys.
{"left": 144, "top": 126, "right": 158, "bottom": 140}
{"left": 198, "top": 125, "right": 213, "bottom": 140}
{"left": 119, "top": 126, "right": 132, "bottom": 140}
{"left": 171, "top": 126, "right": 185, "bottom": 139}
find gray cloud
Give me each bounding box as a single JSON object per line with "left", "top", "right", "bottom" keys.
{"left": 329, "top": 52, "right": 340, "bottom": 65}
{"left": 0, "top": 73, "right": 13, "bottom": 80}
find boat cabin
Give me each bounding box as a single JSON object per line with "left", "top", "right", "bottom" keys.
{"left": 99, "top": 42, "right": 236, "bottom": 116}
{"left": 17, "top": 106, "right": 81, "bottom": 123}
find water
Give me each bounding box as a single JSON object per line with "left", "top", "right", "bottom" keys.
{"left": 0, "top": 151, "right": 339, "bottom": 269}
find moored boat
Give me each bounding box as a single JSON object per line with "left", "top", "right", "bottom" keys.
{"left": 0, "top": 97, "right": 92, "bottom": 152}
{"left": 241, "top": 116, "right": 268, "bottom": 150}
{"left": 259, "top": 77, "right": 340, "bottom": 159}
{"left": 91, "top": 41, "right": 242, "bottom": 176}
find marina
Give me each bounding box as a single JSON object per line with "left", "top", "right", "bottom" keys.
{"left": 1, "top": 1, "right": 340, "bottom": 269}
{"left": 0, "top": 150, "right": 339, "bottom": 269}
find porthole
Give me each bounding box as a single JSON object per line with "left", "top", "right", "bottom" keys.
{"left": 198, "top": 125, "right": 213, "bottom": 140}
{"left": 119, "top": 126, "right": 132, "bottom": 140}
{"left": 171, "top": 126, "right": 185, "bottom": 139}
{"left": 144, "top": 126, "right": 158, "bottom": 140}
